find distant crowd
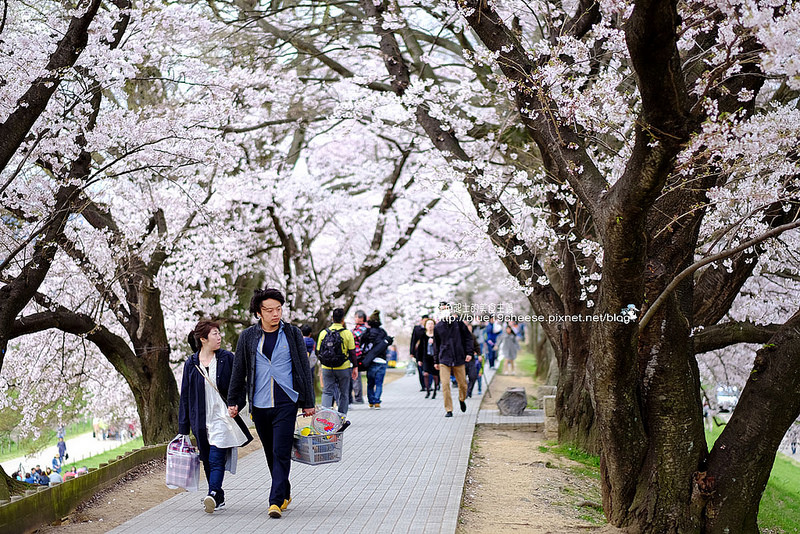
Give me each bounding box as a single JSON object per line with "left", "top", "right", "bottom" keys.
{"left": 309, "top": 303, "right": 526, "bottom": 418}
{"left": 12, "top": 464, "right": 88, "bottom": 486}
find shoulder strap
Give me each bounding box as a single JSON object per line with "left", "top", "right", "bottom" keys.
{"left": 196, "top": 364, "right": 223, "bottom": 398}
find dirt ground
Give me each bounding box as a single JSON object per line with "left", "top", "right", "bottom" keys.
{"left": 456, "top": 370, "right": 624, "bottom": 534}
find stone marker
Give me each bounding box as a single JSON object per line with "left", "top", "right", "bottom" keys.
{"left": 537, "top": 386, "right": 557, "bottom": 408}
{"left": 543, "top": 395, "right": 557, "bottom": 417}
{"left": 497, "top": 387, "right": 527, "bottom": 416}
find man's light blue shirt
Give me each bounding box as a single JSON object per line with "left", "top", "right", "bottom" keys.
{"left": 253, "top": 321, "right": 298, "bottom": 408}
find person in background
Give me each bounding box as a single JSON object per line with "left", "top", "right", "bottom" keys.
{"left": 433, "top": 303, "right": 473, "bottom": 417}
{"left": 228, "top": 288, "right": 316, "bottom": 519}
{"left": 485, "top": 316, "right": 500, "bottom": 369}
{"left": 360, "top": 310, "right": 392, "bottom": 409}
{"left": 415, "top": 318, "right": 438, "bottom": 399}
{"left": 178, "top": 319, "right": 253, "bottom": 514}
{"left": 57, "top": 436, "right": 67, "bottom": 469}
{"left": 301, "top": 324, "right": 319, "bottom": 389}
{"left": 317, "top": 308, "right": 357, "bottom": 415}
{"left": 37, "top": 469, "right": 50, "bottom": 486}
{"left": 409, "top": 314, "right": 429, "bottom": 392}
{"left": 48, "top": 468, "right": 63, "bottom": 485}
{"left": 498, "top": 325, "right": 520, "bottom": 375}
{"left": 24, "top": 472, "right": 35, "bottom": 484}
{"left": 63, "top": 467, "right": 77, "bottom": 480}
{"left": 350, "top": 310, "right": 368, "bottom": 404}
{"left": 51, "top": 455, "right": 61, "bottom": 474}
{"left": 465, "top": 323, "right": 481, "bottom": 398}
{"left": 386, "top": 344, "right": 398, "bottom": 367}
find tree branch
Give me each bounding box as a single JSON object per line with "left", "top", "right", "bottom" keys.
{"left": 640, "top": 218, "right": 800, "bottom": 330}
{"left": 0, "top": 0, "right": 102, "bottom": 172}
{"left": 693, "top": 321, "right": 781, "bottom": 354}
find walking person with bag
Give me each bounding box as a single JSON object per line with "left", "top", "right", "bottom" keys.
{"left": 227, "top": 288, "right": 316, "bottom": 519}
{"left": 178, "top": 320, "right": 253, "bottom": 513}
{"left": 360, "top": 310, "right": 393, "bottom": 409}
{"left": 317, "top": 308, "right": 358, "bottom": 415}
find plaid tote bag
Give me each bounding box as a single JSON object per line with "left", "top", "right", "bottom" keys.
{"left": 165, "top": 435, "right": 200, "bottom": 491}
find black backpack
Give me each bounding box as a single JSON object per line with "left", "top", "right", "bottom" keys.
{"left": 317, "top": 328, "right": 348, "bottom": 367}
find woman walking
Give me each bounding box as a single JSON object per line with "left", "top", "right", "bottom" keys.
{"left": 178, "top": 320, "right": 252, "bottom": 513}
{"left": 415, "top": 318, "right": 439, "bottom": 399}
{"left": 361, "top": 310, "right": 392, "bottom": 409}
{"left": 498, "top": 325, "right": 520, "bottom": 375}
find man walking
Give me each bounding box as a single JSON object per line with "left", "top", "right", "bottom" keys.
{"left": 317, "top": 308, "right": 358, "bottom": 414}
{"left": 409, "top": 314, "right": 428, "bottom": 392}
{"left": 228, "top": 288, "right": 315, "bottom": 519}
{"left": 434, "top": 303, "right": 473, "bottom": 417}
{"left": 350, "top": 310, "right": 368, "bottom": 404}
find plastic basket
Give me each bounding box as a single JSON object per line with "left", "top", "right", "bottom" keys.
{"left": 291, "top": 431, "right": 344, "bottom": 465}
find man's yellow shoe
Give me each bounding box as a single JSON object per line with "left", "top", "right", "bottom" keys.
{"left": 268, "top": 504, "right": 282, "bottom": 518}
{"left": 281, "top": 498, "right": 292, "bottom": 511}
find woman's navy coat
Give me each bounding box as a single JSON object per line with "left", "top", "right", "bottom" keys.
{"left": 178, "top": 349, "right": 252, "bottom": 461}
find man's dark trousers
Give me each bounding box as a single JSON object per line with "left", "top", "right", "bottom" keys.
{"left": 251, "top": 387, "right": 297, "bottom": 506}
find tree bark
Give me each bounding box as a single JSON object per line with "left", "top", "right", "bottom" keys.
{"left": 0, "top": 465, "right": 30, "bottom": 500}
{"left": 701, "top": 310, "right": 800, "bottom": 533}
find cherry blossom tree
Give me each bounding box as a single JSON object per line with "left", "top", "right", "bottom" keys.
{"left": 227, "top": 0, "right": 800, "bottom": 530}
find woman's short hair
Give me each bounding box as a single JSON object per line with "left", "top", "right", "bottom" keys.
{"left": 249, "top": 288, "right": 285, "bottom": 316}
{"left": 188, "top": 319, "right": 220, "bottom": 352}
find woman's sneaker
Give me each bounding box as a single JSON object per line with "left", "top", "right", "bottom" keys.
{"left": 203, "top": 495, "right": 216, "bottom": 513}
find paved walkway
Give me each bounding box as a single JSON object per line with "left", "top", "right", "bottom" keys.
{"left": 111, "top": 368, "right": 496, "bottom": 534}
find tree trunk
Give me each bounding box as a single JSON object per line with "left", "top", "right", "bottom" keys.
{"left": 622, "top": 292, "right": 705, "bottom": 533}
{"left": 555, "top": 322, "right": 598, "bottom": 453}
{"left": 129, "top": 350, "right": 180, "bottom": 445}
{"left": 702, "top": 310, "right": 800, "bottom": 533}
{"left": 0, "top": 466, "right": 29, "bottom": 500}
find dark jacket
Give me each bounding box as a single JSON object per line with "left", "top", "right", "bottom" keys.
{"left": 228, "top": 321, "right": 315, "bottom": 410}
{"left": 178, "top": 349, "right": 253, "bottom": 465}
{"left": 433, "top": 317, "right": 474, "bottom": 367}
{"left": 360, "top": 326, "right": 392, "bottom": 368}
{"left": 178, "top": 350, "right": 253, "bottom": 444}
{"left": 409, "top": 324, "right": 425, "bottom": 360}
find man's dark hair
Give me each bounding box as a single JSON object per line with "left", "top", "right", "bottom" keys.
{"left": 421, "top": 314, "right": 429, "bottom": 319}
{"left": 249, "top": 288, "right": 285, "bottom": 316}
{"left": 301, "top": 324, "right": 312, "bottom": 337}
{"left": 332, "top": 308, "right": 345, "bottom": 323}
{"left": 355, "top": 310, "right": 367, "bottom": 321}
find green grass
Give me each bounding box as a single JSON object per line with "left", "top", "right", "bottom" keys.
{"left": 706, "top": 426, "right": 800, "bottom": 533}
{"left": 514, "top": 348, "right": 537, "bottom": 377}
{"left": 0, "top": 420, "right": 93, "bottom": 462}
{"left": 758, "top": 454, "right": 800, "bottom": 533}
{"left": 60, "top": 437, "right": 145, "bottom": 471}
{"left": 539, "top": 441, "right": 601, "bottom": 481}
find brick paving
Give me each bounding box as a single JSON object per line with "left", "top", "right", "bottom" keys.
{"left": 110, "top": 368, "right": 496, "bottom": 534}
